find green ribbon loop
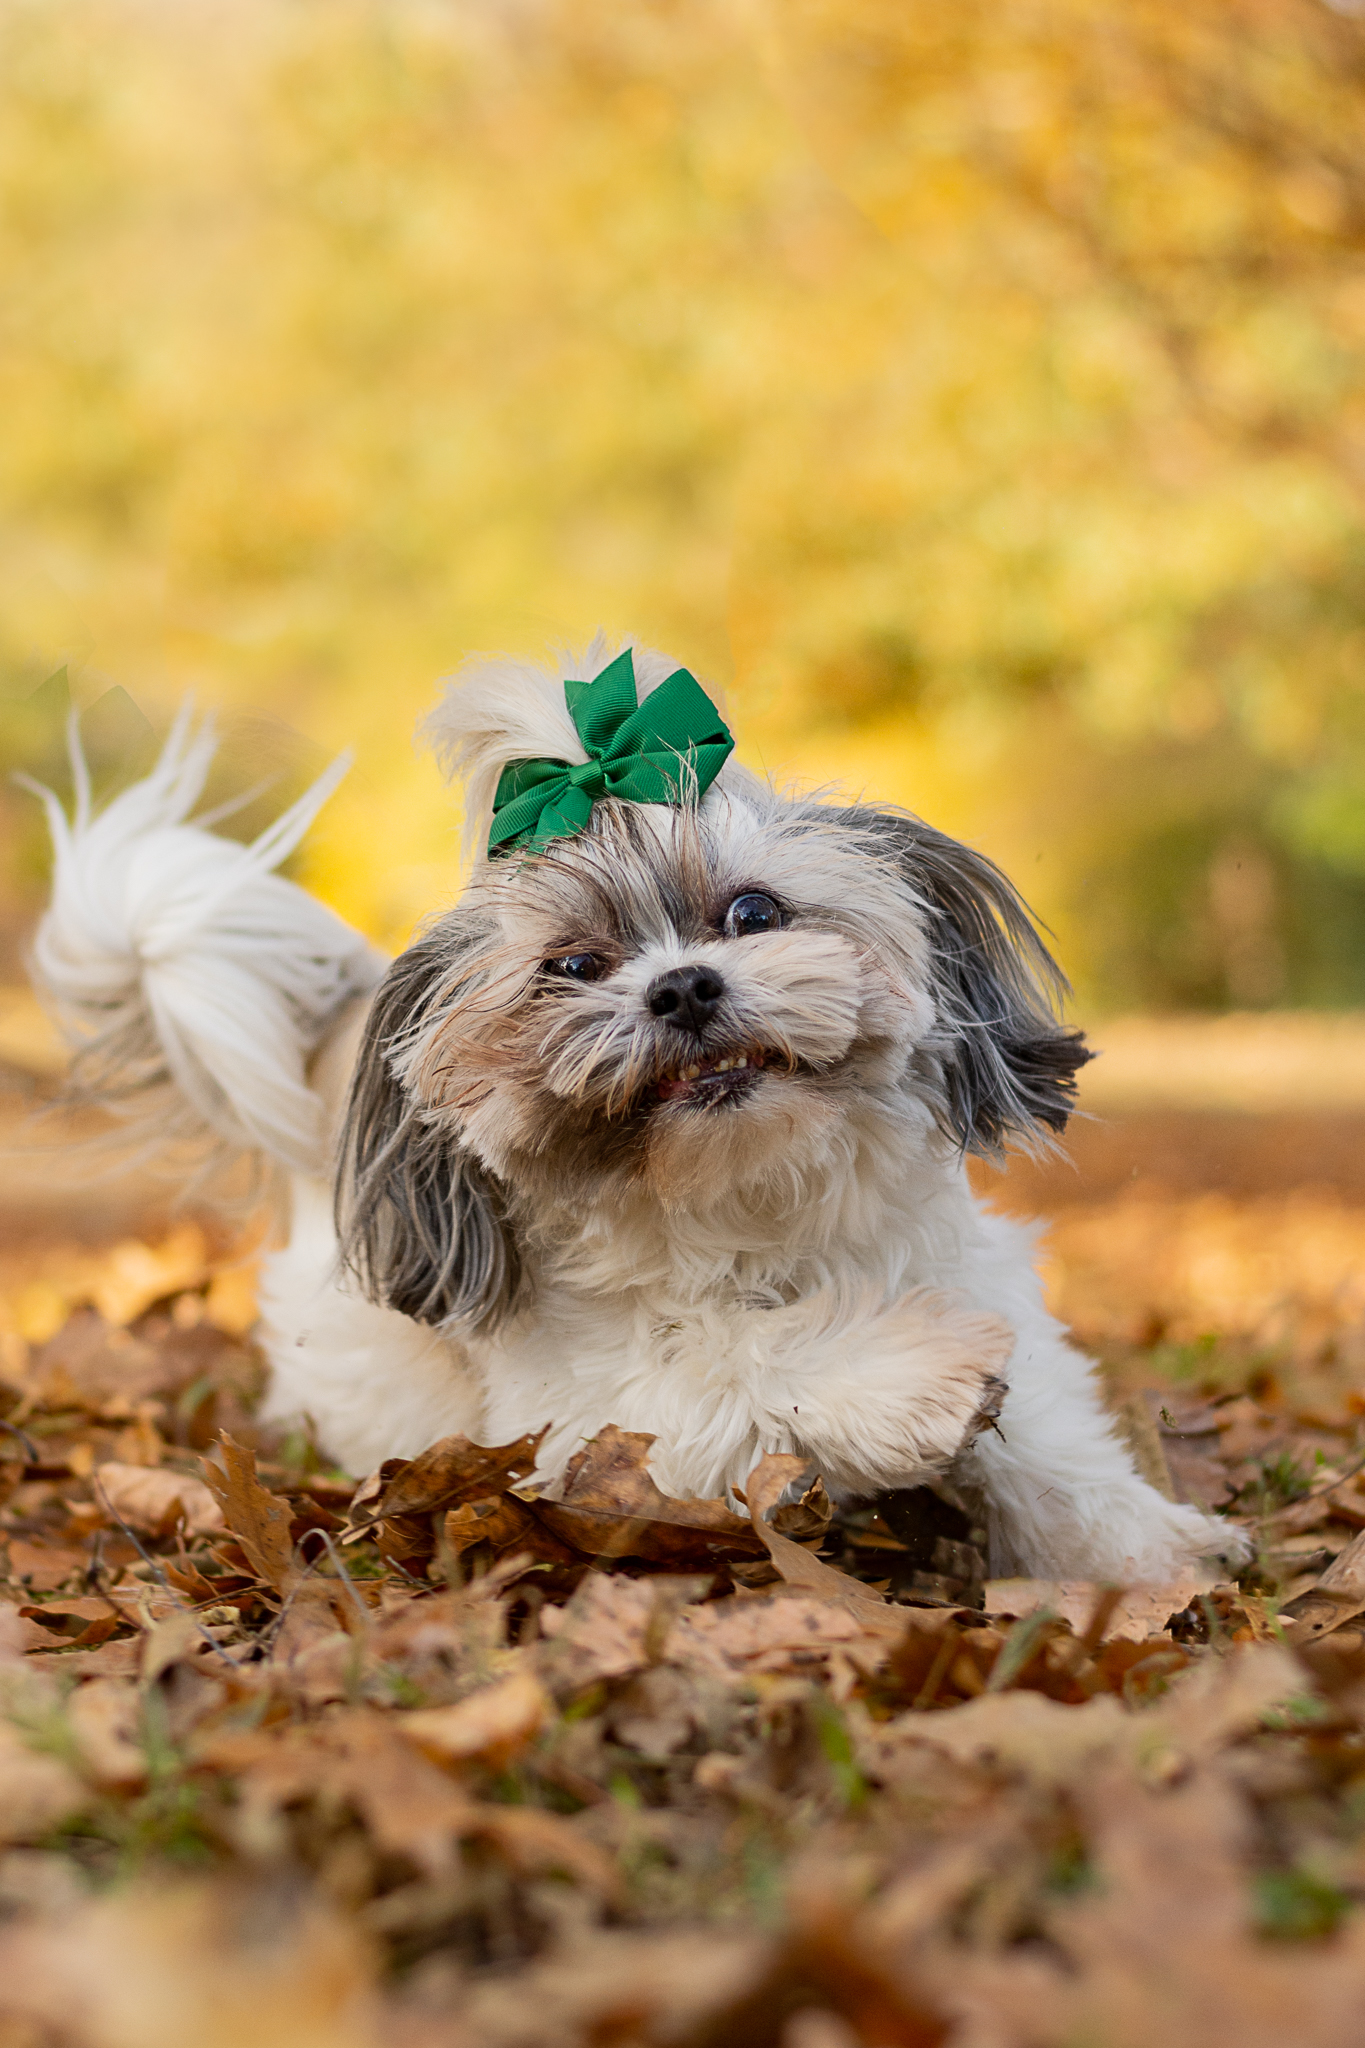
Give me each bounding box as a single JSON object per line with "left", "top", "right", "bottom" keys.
{"left": 487, "top": 649, "right": 734, "bottom": 855}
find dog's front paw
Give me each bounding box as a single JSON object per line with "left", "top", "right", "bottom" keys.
{"left": 806, "top": 1291, "right": 1015, "bottom": 1495}
{"left": 890, "top": 1302, "right": 1014, "bottom": 1475}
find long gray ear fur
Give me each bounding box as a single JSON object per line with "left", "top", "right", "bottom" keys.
{"left": 336, "top": 930, "right": 520, "bottom": 1330}
{"left": 849, "top": 808, "right": 1091, "bottom": 1155}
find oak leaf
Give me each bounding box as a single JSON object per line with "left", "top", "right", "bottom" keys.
{"left": 201, "top": 1435, "right": 299, "bottom": 1594}
{"left": 95, "top": 1461, "right": 224, "bottom": 1539}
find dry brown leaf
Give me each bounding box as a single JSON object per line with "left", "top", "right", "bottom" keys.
{"left": 26, "top": 1312, "right": 181, "bottom": 1411}
{"left": 458, "top": 1927, "right": 767, "bottom": 2047}
{"left": 531, "top": 1493, "right": 767, "bottom": 1568}
{"left": 329, "top": 1718, "right": 476, "bottom": 1879}
{"left": 371, "top": 1424, "right": 769, "bottom": 1575}
{"left": 0, "top": 1882, "right": 380, "bottom": 2048}
{"left": 1281, "top": 1529, "right": 1365, "bottom": 1645}
{"left": 27, "top": 1640, "right": 145, "bottom": 1681}
{"left": 1309, "top": 1525, "right": 1365, "bottom": 1600}
{"left": 441, "top": 1494, "right": 560, "bottom": 1560}
{"left": 201, "top": 1435, "right": 299, "bottom": 1594}
{"left": 668, "top": 1595, "right": 890, "bottom": 1678}
{"left": 17, "top": 1596, "right": 130, "bottom": 1651}
{"left": 1148, "top": 1641, "right": 1305, "bottom": 1756}
{"left": 212, "top": 1716, "right": 472, "bottom": 1878}
{"left": 396, "top": 1671, "right": 548, "bottom": 1771}
{"left": 4, "top": 1537, "right": 92, "bottom": 1592}
{"left": 352, "top": 1427, "right": 549, "bottom": 1532}
{"left": 538, "top": 1573, "right": 707, "bottom": 1693}
{"left": 0, "top": 1723, "right": 87, "bottom": 1842}
{"left": 467, "top": 1805, "right": 620, "bottom": 1900}
{"left": 66, "top": 1677, "right": 147, "bottom": 1790}
{"left": 954, "top": 1767, "right": 1365, "bottom": 2048}
{"left": 95, "top": 1462, "right": 224, "bottom": 1539}
{"left": 1260, "top": 1466, "right": 1365, "bottom": 1537}
{"left": 3, "top": 1540, "right": 89, "bottom": 1597}
{"left": 745, "top": 1454, "right": 903, "bottom": 1628}
{"left": 560, "top": 1425, "right": 755, "bottom": 1539}
{"left": 880, "top": 1687, "right": 1129, "bottom": 1790}
{"left": 140, "top": 1609, "right": 209, "bottom": 1688}
{"left": 984, "top": 1577, "right": 1211, "bottom": 1643}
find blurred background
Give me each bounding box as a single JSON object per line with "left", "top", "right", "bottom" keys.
{"left": 3, "top": 0, "right": 1365, "bottom": 1420}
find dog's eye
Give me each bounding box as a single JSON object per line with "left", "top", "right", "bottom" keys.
{"left": 545, "top": 952, "right": 606, "bottom": 982}
{"left": 724, "top": 892, "right": 781, "bottom": 938}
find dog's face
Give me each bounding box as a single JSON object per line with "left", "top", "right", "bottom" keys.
{"left": 340, "top": 679, "right": 1089, "bottom": 1334}
{"left": 361, "top": 797, "right": 937, "bottom": 1215}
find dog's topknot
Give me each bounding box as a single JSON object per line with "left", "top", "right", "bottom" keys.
{"left": 421, "top": 632, "right": 727, "bottom": 861}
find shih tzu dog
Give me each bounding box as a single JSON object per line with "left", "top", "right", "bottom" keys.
{"left": 28, "top": 637, "right": 1246, "bottom": 1580}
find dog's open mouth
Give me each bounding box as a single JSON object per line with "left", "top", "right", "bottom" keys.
{"left": 655, "top": 1046, "right": 768, "bottom": 1107}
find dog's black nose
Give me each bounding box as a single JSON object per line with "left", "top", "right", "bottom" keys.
{"left": 646, "top": 964, "right": 726, "bottom": 1035}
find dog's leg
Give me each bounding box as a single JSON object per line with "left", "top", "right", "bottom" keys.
{"left": 256, "top": 1175, "right": 486, "bottom": 1475}
{"left": 963, "top": 1329, "right": 1251, "bottom": 1581}
{"left": 637, "top": 1286, "right": 1015, "bottom": 1501}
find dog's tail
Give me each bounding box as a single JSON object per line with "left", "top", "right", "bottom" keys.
{"left": 24, "top": 705, "right": 383, "bottom": 1177}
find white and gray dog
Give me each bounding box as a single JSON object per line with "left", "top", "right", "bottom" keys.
{"left": 28, "top": 636, "right": 1246, "bottom": 1581}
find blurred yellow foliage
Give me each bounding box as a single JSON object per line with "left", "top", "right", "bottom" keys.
{"left": 0, "top": 1224, "right": 259, "bottom": 1370}
{"left": 2, "top": 0, "right": 1365, "bottom": 1006}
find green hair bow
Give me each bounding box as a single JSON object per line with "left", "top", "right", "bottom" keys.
{"left": 487, "top": 649, "right": 734, "bottom": 856}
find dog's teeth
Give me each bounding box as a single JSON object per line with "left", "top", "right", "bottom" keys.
{"left": 685, "top": 1064, "right": 700, "bottom": 1080}
{"left": 715, "top": 1058, "right": 732, "bottom": 1072}
{"left": 735, "top": 1055, "right": 747, "bottom": 1069}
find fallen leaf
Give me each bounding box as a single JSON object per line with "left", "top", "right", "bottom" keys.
{"left": 560, "top": 1425, "right": 757, "bottom": 1539}
{"left": 17, "top": 1597, "right": 130, "bottom": 1651}
{"left": 66, "top": 1677, "right": 147, "bottom": 1790}
{"left": 4, "top": 1537, "right": 91, "bottom": 1592}
{"left": 350, "top": 1428, "right": 549, "bottom": 1532}
{"left": 668, "top": 1595, "right": 895, "bottom": 1678}
{"left": 27, "top": 1311, "right": 180, "bottom": 1411}
{"left": 467, "top": 1805, "right": 620, "bottom": 1900}
{"left": 953, "top": 1765, "right": 1365, "bottom": 2048}
{"left": 95, "top": 1462, "right": 224, "bottom": 1539}
{"left": 538, "top": 1573, "right": 707, "bottom": 1694}
{"left": 201, "top": 1435, "right": 299, "bottom": 1594}
{"left": 0, "top": 1723, "right": 87, "bottom": 1841}
{"left": 26, "top": 1640, "right": 145, "bottom": 1680}
{"left": 140, "top": 1609, "right": 211, "bottom": 1687}
{"left": 0, "top": 1882, "right": 380, "bottom": 2048}
{"left": 745, "top": 1454, "right": 902, "bottom": 1628}
{"left": 531, "top": 1494, "right": 768, "bottom": 1568}
{"left": 1309, "top": 1526, "right": 1365, "bottom": 1600}
{"left": 440, "top": 1493, "right": 567, "bottom": 1561}
{"left": 328, "top": 1717, "right": 475, "bottom": 1879}
{"left": 457, "top": 1929, "right": 767, "bottom": 2048}
{"left": 396, "top": 1671, "right": 548, "bottom": 1770}
{"left": 984, "top": 1578, "right": 1213, "bottom": 1643}
{"left": 884, "top": 1687, "right": 1129, "bottom": 1789}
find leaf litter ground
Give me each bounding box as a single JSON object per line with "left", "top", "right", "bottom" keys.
{"left": 2, "top": 1242, "right": 1365, "bottom": 2045}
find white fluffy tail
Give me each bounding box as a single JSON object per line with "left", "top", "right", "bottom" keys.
{"left": 24, "top": 705, "right": 382, "bottom": 1176}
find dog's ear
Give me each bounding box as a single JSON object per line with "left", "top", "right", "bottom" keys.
{"left": 847, "top": 808, "right": 1091, "bottom": 1154}
{"left": 337, "top": 931, "right": 520, "bottom": 1330}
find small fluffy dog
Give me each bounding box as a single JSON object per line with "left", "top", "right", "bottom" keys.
{"left": 29, "top": 638, "right": 1246, "bottom": 1581}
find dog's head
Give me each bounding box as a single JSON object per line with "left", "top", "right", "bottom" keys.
{"left": 340, "top": 638, "right": 1089, "bottom": 1329}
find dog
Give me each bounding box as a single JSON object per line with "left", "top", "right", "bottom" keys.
{"left": 28, "top": 637, "right": 1247, "bottom": 1580}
